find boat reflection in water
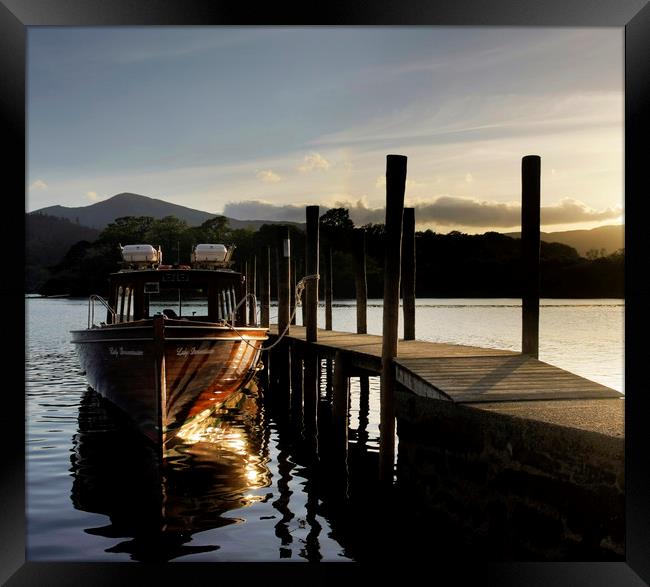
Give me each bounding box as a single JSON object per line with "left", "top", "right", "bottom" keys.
{"left": 70, "top": 382, "right": 271, "bottom": 562}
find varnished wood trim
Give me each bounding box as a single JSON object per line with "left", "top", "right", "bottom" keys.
{"left": 71, "top": 337, "right": 153, "bottom": 343}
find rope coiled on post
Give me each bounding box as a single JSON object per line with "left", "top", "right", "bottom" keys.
{"left": 223, "top": 273, "right": 319, "bottom": 351}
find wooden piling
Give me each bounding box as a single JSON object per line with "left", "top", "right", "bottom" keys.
{"left": 291, "top": 259, "right": 297, "bottom": 325}
{"left": 278, "top": 227, "right": 291, "bottom": 336}
{"left": 260, "top": 247, "right": 270, "bottom": 328}
{"left": 303, "top": 348, "right": 319, "bottom": 452}
{"left": 290, "top": 344, "right": 303, "bottom": 424}
{"left": 402, "top": 207, "right": 416, "bottom": 341}
{"left": 270, "top": 346, "right": 291, "bottom": 419}
{"left": 332, "top": 351, "right": 349, "bottom": 452}
{"left": 379, "top": 154, "right": 407, "bottom": 482}
{"left": 244, "top": 260, "right": 249, "bottom": 324}
{"left": 358, "top": 374, "right": 370, "bottom": 452}
{"left": 247, "top": 255, "right": 257, "bottom": 326}
{"left": 301, "top": 258, "right": 307, "bottom": 326}
{"left": 522, "top": 155, "right": 541, "bottom": 359}
{"left": 353, "top": 228, "right": 368, "bottom": 334}
{"left": 325, "top": 247, "right": 333, "bottom": 330}
{"left": 305, "top": 206, "right": 320, "bottom": 342}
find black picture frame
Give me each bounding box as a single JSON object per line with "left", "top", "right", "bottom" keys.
{"left": 6, "top": 1, "right": 649, "bottom": 585}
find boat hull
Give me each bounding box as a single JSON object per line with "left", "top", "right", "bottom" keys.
{"left": 71, "top": 318, "right": 267, "bottom": 447}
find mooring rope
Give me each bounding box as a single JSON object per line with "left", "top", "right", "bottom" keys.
{"left": 223, "top": 274, "right": 319, "bottom": 351}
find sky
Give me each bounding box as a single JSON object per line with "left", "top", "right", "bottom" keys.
{"left": 27, "top": 26, "right": 624, "bottom": 233}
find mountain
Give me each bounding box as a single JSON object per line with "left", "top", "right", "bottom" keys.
{"left": 31, "top": 193, "right": 217, "bottom": 229}
{"left": 504, "top": 225, "right": 623, "bottom": 257}
{"left": 30, "top": 192, "right": 298, "bottom": 231}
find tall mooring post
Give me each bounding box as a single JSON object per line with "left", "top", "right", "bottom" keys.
{"left": 379, "top": 154, "right": 407, "bottom": 482}
{"left": 291, "top": 259, "right": 297, "bottom": 325}
{"left": 353, "top": 228, "right": 368, "bottom": 334}
{"left": 247, "top": 255, "right": 257, "bottom": 326}
{"left": 301, "top": 256, "right": 307, "bottom": 326}
{"left": 277, "top": 227, "right": 291, "bottom": 336}
{"left": 270, "top": 228, "right": 291, "bottom": 408}
{"left": 305, "top": 206, "right": 320, "bottom": 342}
{"left": 522, "top": 155, "right": 541, "bottom": 358}
{"left": 325, "top": 247, "right": 333, "bottom": 331}
{"left": 402, "top": 207, "right": 416, "bottom": 341}
{"left": 260, "top": 246, "right": 270, "bottom": 328}
{"left": 244, "top": 260, "right": 249, "bottom": 324}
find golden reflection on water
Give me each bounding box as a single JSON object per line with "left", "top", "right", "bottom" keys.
{"left": 71, "top": 383, "right": 273, "bottom": 560}
{"left": 165, "top": 385, "right": 272, "bottom": 509}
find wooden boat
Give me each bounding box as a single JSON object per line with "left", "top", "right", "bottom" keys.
{"left": 71, "top": 243, "right": 268, "bottom": 449}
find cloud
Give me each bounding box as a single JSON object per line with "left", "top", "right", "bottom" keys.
{"left": 223, "top": 200, "right": 308, "bottom": 222}
{"left": 465, "top": 173, "right": 474, "bottom": 183}
{"left": 415, "top": 196, "right": 620, "bottom": 227}
{"left": 417, "top": 196, "right": 520, "bottom": 227}
{"left": 540, "top": 197, "right": 622, "bottom": 225}
{"left": 256, "top": 170, "right": 282, "bottom": 183}
{"left": 298, "top": 152, "right": 330, "bottom": 173}
{"left": 30, "top": 179, "right": 48, "bottom": 191}
{"left": 223, "top": 195, "right": 621, "bottom": 229}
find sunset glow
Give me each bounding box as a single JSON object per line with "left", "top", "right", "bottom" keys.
{"left": 27, "top": 27, "right": 623, "bottom": 233}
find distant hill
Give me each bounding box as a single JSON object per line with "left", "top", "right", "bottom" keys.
{"left": 29, "top": 192, "right": 624, "bottom": 259}
{"left": 26, "top": 213, "right": 101, "bottom": 266}
{"left": 25, "top": 213, "right": 102, "bottom": 292}
{"left": 504, "top": 225, "right": 623, "bottom": 257}
{"left": 30, "top": 192, "right": 299, "bottom": 231}
{"left": 26, "top": 193, "right": 305, "bottom": 293}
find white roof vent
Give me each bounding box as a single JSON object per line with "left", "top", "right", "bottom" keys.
{"left": 121, "top": 244, "right": 162, "bottom": 266}
{"left": 191, "top": 244, "right": 233, "bottom": 268}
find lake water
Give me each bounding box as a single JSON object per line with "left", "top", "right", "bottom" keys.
{"left": 25, "top": 297, "right": 624, "bottom": 562}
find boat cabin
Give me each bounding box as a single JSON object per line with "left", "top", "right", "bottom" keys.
{"left": 106, "top": 244, "right": 247, "bottom": 325}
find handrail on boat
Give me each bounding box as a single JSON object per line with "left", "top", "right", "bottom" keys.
{"left": 88, "top": 294, "right": 116, "bottom": 328}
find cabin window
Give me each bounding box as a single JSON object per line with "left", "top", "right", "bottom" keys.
{"left": 114, "top": 285, "right": 135, "bottom": 323}
{"left": 146, "top": 286, "right": 210, "bottom": 319}
{"left": 229, "top": 286, "right": 237, "bottom": 319}
{"left": 230, "top": 286, "right": 237, "bottom": 314}
{"left": 116, "top": 286, "right": 124, "bottom": 323}
{"left": 217, "top": 290, "right": 225, "bottom": 320}
{"left": 179, "top": 288, "right": 209, "bottom": 318}
{"left": 126, "top": 287, "right": 134, "bottom": 321}
{"left": 215, "top": 287, "right": 238, "bottom": 321}
{"left": 137, "top": 276, "right": 240, "bottom": 321}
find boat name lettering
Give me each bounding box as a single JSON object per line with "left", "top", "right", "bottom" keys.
{"left": 177, "top": 346, "right": 214, "bottom": 356}
{"left": 109, "top": 346, "right": 144, "bottom": 357}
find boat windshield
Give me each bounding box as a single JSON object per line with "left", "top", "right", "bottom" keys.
{"left": 108, "top": 269, "right": 243, "bottom": 324}
{"left": 146, "top": 285, "right": 236, "bottom": 320}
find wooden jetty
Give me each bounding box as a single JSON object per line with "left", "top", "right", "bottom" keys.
{"left": 267, "top": 324, "right": 622, "bottom": 406}
{"left": 254, "top": 152, "right": 624, "bottom": 558}
{"left": 257, "top": 152, "right": 623, "bottom": 438}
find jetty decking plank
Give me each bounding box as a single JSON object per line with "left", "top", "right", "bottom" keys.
{"left": 268, "top": 325, "right": 622, "bottom": 404}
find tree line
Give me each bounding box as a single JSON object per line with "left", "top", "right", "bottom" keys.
{"left": 34, "top": 209, "right": 624, "bottom": 299}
